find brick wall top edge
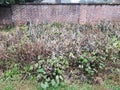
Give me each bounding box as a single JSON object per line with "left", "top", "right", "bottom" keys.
{"left": 11, "top": 3, "right": 120, "bottom": 6}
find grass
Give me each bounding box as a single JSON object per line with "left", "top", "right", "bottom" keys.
{"left": 0, "top": 79, "right": 120, "bottom": 90}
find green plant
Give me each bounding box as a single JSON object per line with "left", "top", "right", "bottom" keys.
{"left": 28, "top": 56, "right": 68, "bottom": 89}
{"left": 51, "top": 22, "right": 63, "bottom": 28}
{"left": 78, "top": 52, "right": 105, "bottom": 81}
{"left": 4, "top": 64, "right": 20, "bottom": 80}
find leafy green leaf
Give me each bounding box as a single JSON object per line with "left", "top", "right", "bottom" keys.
{"left": 56, "top": 75, "right": 60, "bottom": 84}
{"left": 37, "top": 68, "right": 45, "bottom": 73}
{"left": 40, "top": 82, "right": 49, "bottom": 89}
{"left": 51, "top": 79, "right": 56, "bottom": 86}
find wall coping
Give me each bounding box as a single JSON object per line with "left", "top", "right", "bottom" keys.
{"left": 3, "top": 3, "right": 120, "bottom": 6}
{"left": 18, "top": 3, "right": 120, "bottom": 5}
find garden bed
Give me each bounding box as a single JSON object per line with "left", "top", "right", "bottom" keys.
{"left": 0, "top": 22, "right": 120, "bottom": 90}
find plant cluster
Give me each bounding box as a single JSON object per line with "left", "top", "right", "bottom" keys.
{"left": 0, "top": 22, "right": 120, "bottom": 89}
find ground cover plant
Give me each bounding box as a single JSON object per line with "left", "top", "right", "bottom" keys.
{"left": 0, "top": 22, "right": 120, "bottom": 90}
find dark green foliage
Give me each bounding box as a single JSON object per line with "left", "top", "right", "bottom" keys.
{"left": 0, "top": 0, "right": 36, "bottom": 4}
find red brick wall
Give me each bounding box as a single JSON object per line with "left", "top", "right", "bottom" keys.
{"left": 82, "top": 5, "right": 120, "bottom": 24}
{"left": 1, "top": 4, "right": 120, "bottom": 27}
{"left": 12, "top": 5, "right": 81, "bottom": 25}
